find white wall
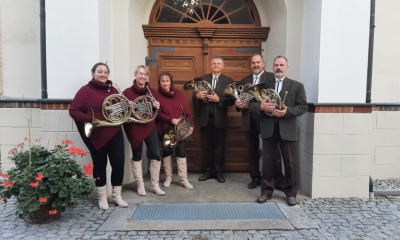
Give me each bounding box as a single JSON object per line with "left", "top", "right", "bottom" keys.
{"left": 284, "top": 0, "right": 303, "bottom": 82}
{"left": 46, "top": 0, "right": 100, "bottom": 99}
{"left": 300, "top": 0, "right": 321, "bottom": 104}
{"left": 371, "top": 0, "right": 400, "bottom": 103}
{"left": 318, "top": 0, "right": 370, "bottom": 103}
{"left": 263, "top": 0, "right": 287, "bottom": 71}
{"left": 1, "top": 0, "right": 41, "bottom": 98}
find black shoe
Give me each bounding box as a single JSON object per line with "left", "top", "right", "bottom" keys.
{"left": 256, "top": 194, "right": 271, "bottom": 203}
{"left": 248, "top": 179, "right": 261, "bottom": 189}
{"left": 198, "top": 173, "right": 214, "bottom": 181}
{"left": 216, "top": 173, "right": 225, "bottom": 183}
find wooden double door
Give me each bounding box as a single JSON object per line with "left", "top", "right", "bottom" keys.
{"left": 142, "top": 33, "right": 268, "bottom": 172}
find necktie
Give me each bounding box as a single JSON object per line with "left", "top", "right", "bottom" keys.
{"left": 212, "top": 77, "right": 217, "bottom": 90}
{"left": 253, "top": 76, "right": 259, "bottom": 85}
{"left": 275, "top": 80, "right": 281, "bottom": 93}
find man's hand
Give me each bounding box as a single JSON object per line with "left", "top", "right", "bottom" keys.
{"left": 260, "top": 100, "right": 275, "bottom": 115}
{"left": 207, "top": 91, "right": 219, "bottom": 102}
{"left": 235, "top": 100, "right": 248, "bottom": 109}
{"left": 273, "top": 104, "right": 287, "bottom": 117}
{"left": 196, "top": 90, "right": 208, "bottom": 101}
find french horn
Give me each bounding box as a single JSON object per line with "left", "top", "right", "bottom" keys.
{"left": 84, "top": 94, "right": 131, "bottom": 137}
{"left": 183, "top": 77, "right": 212, "bottom": 103}
{"left": 128, "top": 85, "right": 158, "bottom": 124}
{"left": 224, "top": 82, "right": 254, "bottom": 103}
{"left": 162, "top": 107, "right": 192, "bottom": 150}
{"left": 243, "top": 83, "right": 287, "bottom": 116}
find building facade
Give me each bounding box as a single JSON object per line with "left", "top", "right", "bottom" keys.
{"left": 1, "top": 0, "right": 399, "bottom": 198}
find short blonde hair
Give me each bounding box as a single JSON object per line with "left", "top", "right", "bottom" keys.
{"left": 134, "top": 65, "right": 150, "bottom": 77}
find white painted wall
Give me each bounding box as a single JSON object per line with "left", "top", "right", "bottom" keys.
{"left": 46, "top": 0, "right": 100, "bottom": 99}
{"left": 0, "top": 0, "right": 41, "bottom": 98}
{"left": 371, "top": 0, "right": 400, "bottom": 103}
{"left": 318, "top": 0, "right": 370, "bottom": 103}
{"left": 300, "top": 0, "right": 321, "bottom": 104}
{"left": 263, "top": 0, "right": 287, "bottom": 71}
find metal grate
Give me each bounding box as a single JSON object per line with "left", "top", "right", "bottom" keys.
{"left": 131, "top": 203, "right": 286, "bottom": 221}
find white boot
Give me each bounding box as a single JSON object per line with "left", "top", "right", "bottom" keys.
{"left": 150, "top": 160, "right": 165, "bottom": 195}
{"left": 131, "top": 160, "right": 146, "bottom": 196}
{"left": 97, "top": 186, "right": 109, "bottom": 210}
{"left": 177, "top": 157, "right": 193, "bottom": 189}
{"left": 163, "top": 156, "right": 173, "bottom": 187}
{"left": 112, "top": 186, "right": 128, "bottom": 207}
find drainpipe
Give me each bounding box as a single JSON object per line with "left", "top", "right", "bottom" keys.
{"left": 366, "top": 0, "right": 375, "bottom": 103}
{"left": 40, "top": 0, "right": 48, "bottom": 99}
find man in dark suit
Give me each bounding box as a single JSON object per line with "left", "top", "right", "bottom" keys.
{"left": 196, "top": 56, "right": 235, "bottom": 183}
{"left": 250, "top": 55, "right": 307, "bottom": 206}
{"left": 236, "top": 54, "right": 285, "bottom": 189}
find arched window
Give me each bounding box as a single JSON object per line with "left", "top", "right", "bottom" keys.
{"left": 152, "top": 0, "right": 259, "bottom": 25}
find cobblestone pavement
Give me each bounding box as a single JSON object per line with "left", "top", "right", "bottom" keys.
{"left": 1, "top": 196, "right": 400, "bottom": 240}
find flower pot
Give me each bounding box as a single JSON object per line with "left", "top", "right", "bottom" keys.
{"left": 27, "top": 203, "right": 60, "bottom": 223}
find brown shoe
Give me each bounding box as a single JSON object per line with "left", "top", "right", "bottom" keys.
{"left": 287, "top": 197, "right": 298, "bottom": 206}
{"left": 216, "top": 173, "right": 225, "bottom": 183}
{"left": 198, "top": 172, "right": 214, "bottom": 181}
{"left": 256, "top": 194, "right": 271, "bottom": 203}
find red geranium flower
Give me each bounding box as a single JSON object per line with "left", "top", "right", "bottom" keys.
{"left": 68, "top": 146, "right": 87, "bottom": 156}
{"left": 62, "top": 139, "right": 74, "bottom": 146}
{"left": 39, "top": 197, "right": 47, "bottom": 203}
{"left": 3, "top": 181, "right": 13, "bottom": 188}
{"left": 83, "top": 163, "right": 94, "bottom": 175}
{"left": 29, "top": 182, "right": 39, "bottom": 187}
{"left": 35, "top": 172, "right": 44, "bottom": 181}
{"left": 48, "top": 210, "right": 58, "bottom": 215}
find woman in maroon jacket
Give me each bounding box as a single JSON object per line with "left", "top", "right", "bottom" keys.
{"left": 123, "top": 65, "right": 165, "bottom": 196}
{"left": 69, "top": 62, "right": 128, "bottom": 210}
{"left": 156, "top": 72, "right": 194, "bottom": 189}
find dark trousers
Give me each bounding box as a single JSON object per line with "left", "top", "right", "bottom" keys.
{"left": 261, "top": 124, "right": 298, "bottom": 197}
{"left": 201, "top": 114, "right": 226, "bottom": 174}
{"left": 88, "top": 130, "right": 125, "bottom": 187}
{"left": 246, "top": 120, "right": 262, "bottom": 181}
{"left": 132, "top": 128, "right": 161, "bottom": 161}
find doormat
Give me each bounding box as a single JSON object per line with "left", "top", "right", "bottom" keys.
{"left": 100, "top": 202, "right": 318, "bottom": 231}
{"left": 131, "top": 203, "right": 285, "bottom": 221}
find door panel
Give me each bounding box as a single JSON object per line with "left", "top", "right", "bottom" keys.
{"left": 149, "top": 46, "right": 204, "bottom": 171}
{"left": 147, "top": 38, "right": 262, "bottom": 172}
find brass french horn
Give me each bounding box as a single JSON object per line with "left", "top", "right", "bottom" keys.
{"left": 243, "top": 83, "right": 287, "bottom": 116}
{"left": 183, "top": 77, "right": 212, "bottom": 103}
{"left": 128, "top": 86, "right": 158, "bottom": 124}
{"left": 162, "top": 107, "right": 192, "bottom": 150}
{"left": 84, "top": 94, "right": 131, "bottom": 137}
{"left": 224, "top": 82, "right": 254, "bottom": 103}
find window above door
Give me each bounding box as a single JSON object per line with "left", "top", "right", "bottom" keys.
{"left": 151, "top": 0, "right": 260, "bottom": 25}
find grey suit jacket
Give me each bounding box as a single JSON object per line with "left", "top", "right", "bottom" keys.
{"left": 249, "top": 77, "right": 307, "bottom": 141}
{"left": 194, "top": 73, "right": 235, "bottom": 128}
{"left": 238, "top": 71, "right": 275, "bottom": 131}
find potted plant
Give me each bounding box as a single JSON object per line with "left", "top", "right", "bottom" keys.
{"left": 0, "top": 137, "right": 95, "bottom": 223}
